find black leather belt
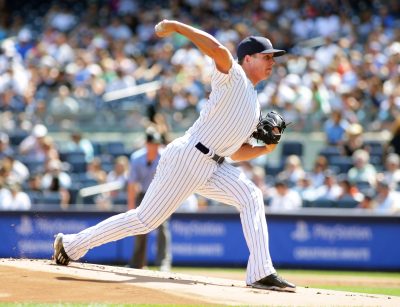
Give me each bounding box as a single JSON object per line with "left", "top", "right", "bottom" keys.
{"left": 195, "top": 142, "right": 225, "bottom": 164}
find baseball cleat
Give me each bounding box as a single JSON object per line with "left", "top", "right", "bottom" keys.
{"left": 53, "top": 233, "right": 70, "bottom": 265}
{"left": 250, "top": 273, "right": 296, "bottom": 292}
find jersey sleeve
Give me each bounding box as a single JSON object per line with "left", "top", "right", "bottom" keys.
{"left": 210, "top": 60, "right": 242, "bottom": 88}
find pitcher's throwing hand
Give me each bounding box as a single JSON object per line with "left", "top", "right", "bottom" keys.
{"left": 154, "top": 20, "right": 174, "bottom": 37}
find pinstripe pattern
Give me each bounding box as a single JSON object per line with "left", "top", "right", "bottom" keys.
{"left": 61, "top": 60, "right": 274, "bottom": 285}
{"left": 195, "top": 162, "right": 275, "bottom": 284}
{"left": 63, "top": 136, "right": 218, "bottom": 260}
{"left": 187, "top": 61, "right": 260, "bottom": 156}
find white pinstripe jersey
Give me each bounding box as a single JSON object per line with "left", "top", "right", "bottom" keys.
{"left": 186, "top": 61, "right": 260, "bottom": 157}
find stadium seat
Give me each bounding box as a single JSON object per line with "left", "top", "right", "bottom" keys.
{"left": 60, "top": 151, "right": 87, "bottom": 173}
{"left": 281, "top": 141, "right": 303, "bottom": 157}
{"left": 104, "top": 141, "right": 126, "bottom": 157}
{"left": 18, "top": 157, "right": 44, "bottom": 174}
{"left": 329, "top": 156, "right": 353, "bottom": 173}
{"left": 82, "top": 195, "right": 96, "bottom": 205}
{"left": 265, "top": 163, "right": 284, "bottom": 176}
{"left": 354, "top": 180, "right": 372, "bottom": 193}
{"left": 364, "top": 140, "right": 384, "bottom": 155}
{"left": 369, "top": 155, "right": 383, "bottom": 171}
{"left": 38, "top": 192, "right": 62, "bottom": 205}
{"left": 319, "top": 146, "right": 341, "bottom": 159}
{"left": 302, "top": 200, "right": 313, "bottom": 208}
{"left": 27, "top": 191, "right": 42, "bottom": 205}
{"left": 91, "top": 141, "right": 103, "bottom": 156}
{"left": 113, "top": 192, "right": 128, "bottom": 205}
{"left": 68, "top": 184, "right": 81, "bottom": 205}
{"left": 75, "top": 174, "right": 98, "bottom": 188}
{"left": 101, "top": 161, "right": 114, "bottom": 173}
{"left": 338, "top": 198, "right": 359, "bottom": 208}
{"left": 60, "top": 150, "right": 86, "bottom": 162}
{"left": 309, "top": 199, "right": 336, "bottom": 208}
{"left": 8, "top": 131, "right": 29, "bottom": 146}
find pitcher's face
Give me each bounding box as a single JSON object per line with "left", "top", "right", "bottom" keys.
{"left": 250, "top": 53, "right": 275, "bottom": 81}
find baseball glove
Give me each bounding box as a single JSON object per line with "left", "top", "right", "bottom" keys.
{"left": 252, "top": 111, "right": 287, "bottom": 144}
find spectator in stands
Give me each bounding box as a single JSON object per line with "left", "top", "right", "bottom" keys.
{"left": 269, "top": 179, "right": 302, "bottom": 211}
{"left": 0, "top": 182, "right": 31, "bottom": 210}
{"left": 380, "top": 153, "right": 400, "bottom": 189}
{"left": 46, "top": 4, "right": 77, "bottom": 33}
{"left": 278, "top": 155, "right": 305, "bottom": 187}
{"left": 48, "top": 85, "right": 80, "bottom": 122}
{"left": 105, "top": 16, "right": 132, "bottom": 41}
{"left": 18, "top": 124, "right": 48, "bottom": 162}
{"left": 104, "top": 68, "right": 136, "bottom": 97}
{"left": 1, "top": 155, "right": 29, "bottom": 185}
{"left": 251, "top": 165, "right": 272, "bottom": 202}
{"left": 86, "top": 157, "right": 107, "bottom": 184}
{"left": 347, "top": 149, "right": 377, "bottom": 187}
{"left": 377, "top": 94, "right": 400, "bottom": 130}
{"left": 0, "top": 175, "right": 8, "bottom": 207}
{"left": 337, "top": 176, "right": 363, "bottom": 203}
{"left": 28, "top": 172, "right": 43, "bottom": 192}
{"left": 41, "top": 136, "right": 60, "bottom": 163}
{"left": 0, "top": 132, "right": 13, "bottom": 159}
{"left": 295, "top": 173, "right": 316, "bottom": 202}
{"left": 0, "top": 0, "right": 397, "bottom": 136}
{"left": 51, "top": 32, "right": 75, "bottom": 66}
{"left": 388, "top": 117, "right": 400, "bottom": 156}
{"left": 358, "top": 189, "right": 376, "bottom": 210}
{"left": 0, "top": 86, "right": 26, "bottom": 113}
{"left": 314, "top": 170, "right": 342, "bottom": 201}
{"left": 107, "top": 155, "right": 129, "bottom": 188}
{"left": 374, "top": 179, "right": 400, "bottom": 213}
{"left": 106, "top": 155, "right": 129, "bottom": 205}
{"left": 324, "top": 109, "right": 349, "bottom": 145}
{"left": 15, "top": 28, "right": 35, "bottom": 60}
{"left": 309, "top": 155, "right": 330, "bottom": 188}
{"left": 41, "top": 158, "right": 71, "bottom": 209}
{"left": 65, "top": 131, "right": 94, "bottom": 163}
{"left": 341, "top": 123, "right": 365, "bottom": 157}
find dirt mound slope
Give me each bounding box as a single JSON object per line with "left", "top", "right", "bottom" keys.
{"left": 0, "top": 258, "right": 398, "bottom": 306}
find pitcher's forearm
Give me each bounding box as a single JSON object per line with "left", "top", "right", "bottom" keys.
{"left": 231, "top": 144, "right": 277, "bottom": 162}
{"left": 163, "top": 20, "right": 232, "bottom": 73}
{"left": 172, "top": 22, "right": 222, "bottom": 56}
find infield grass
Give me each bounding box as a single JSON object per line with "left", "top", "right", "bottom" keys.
{"left": 169, "top": 266, "right": 400, "bottom": 297}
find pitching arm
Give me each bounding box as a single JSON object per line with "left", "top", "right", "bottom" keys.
{"left": 154, "top": 19, "right": 232, "bottom": 74}
{"left": 231, "top": 143, "right": 277, "bottom": 162}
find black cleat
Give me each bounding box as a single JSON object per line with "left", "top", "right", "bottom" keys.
{"left": 53, "top": 233, "right": 70, "bottom": 265}
{"left": 250, "top": 273, "right": 296, "bottom": 292}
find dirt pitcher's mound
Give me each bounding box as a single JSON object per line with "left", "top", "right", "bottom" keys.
{"left": 0, "top": 259, "right": 398, "bottom": 306}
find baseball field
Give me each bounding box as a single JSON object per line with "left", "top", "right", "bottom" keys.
{"left": 1, "top": 258, "right": 399, "bottom": 306}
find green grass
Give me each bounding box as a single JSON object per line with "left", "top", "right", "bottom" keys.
{"left": 282, "top": 269, "right": 400, "bottom": 296}
{"left": 168, "top": 266, "right": 400, "bottom": 297}
{"left": 310, "top": 285, "right": 400, "bottom": 297}
{"left": 279, "top": 269, "right": 400, "bottom": 279}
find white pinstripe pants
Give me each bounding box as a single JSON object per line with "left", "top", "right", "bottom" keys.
{"left": 63, "top": 136, "right": 276, "bottom": 284}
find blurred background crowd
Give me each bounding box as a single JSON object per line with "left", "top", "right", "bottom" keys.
{"left": 0, "top": 0, "right": 399, "bottom": 212}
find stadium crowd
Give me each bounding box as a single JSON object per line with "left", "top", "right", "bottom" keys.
{"left": 0, "top": 0, "right": 399, "bottom": 212}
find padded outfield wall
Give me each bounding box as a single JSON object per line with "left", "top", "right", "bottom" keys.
{"left": 1, "top": 207, "right": 399, "bottom": 270}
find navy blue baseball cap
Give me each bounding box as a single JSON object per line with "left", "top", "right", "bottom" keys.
{"left": 237, "top": 36, "right": 286, "bottom": 61}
